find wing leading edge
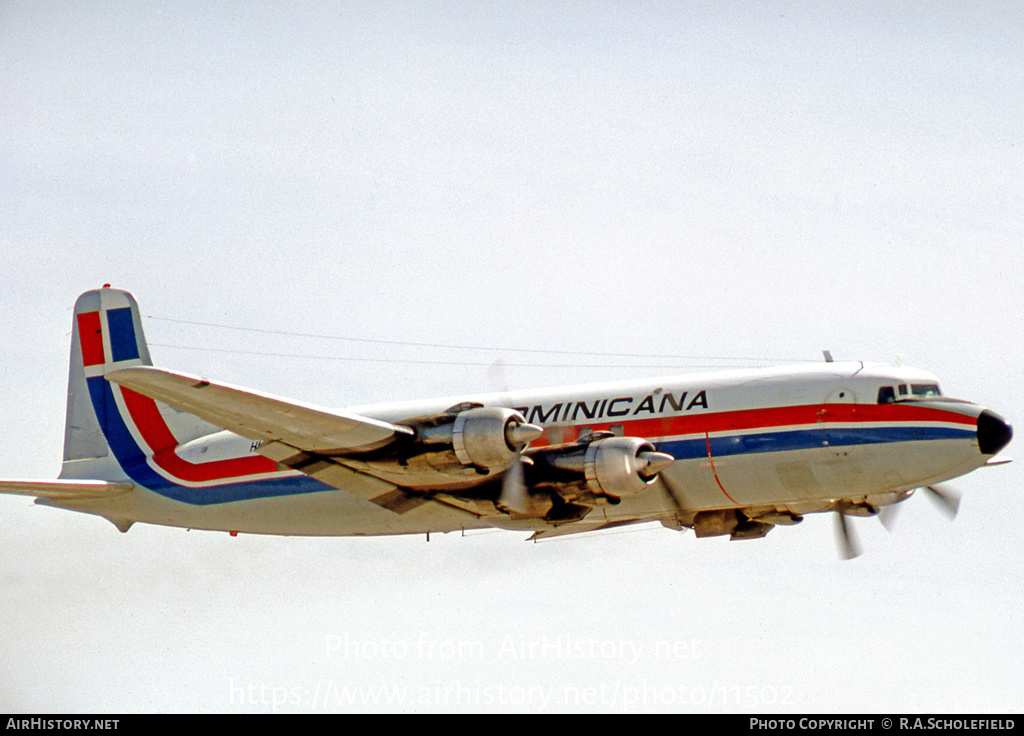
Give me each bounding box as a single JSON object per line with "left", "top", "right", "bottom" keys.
{"left": 106, "top": 366, "right": 413, "bottom": 454}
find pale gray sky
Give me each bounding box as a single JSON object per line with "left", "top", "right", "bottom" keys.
{"left": 1, "top": 1, "right": 1022, "bottom": 712}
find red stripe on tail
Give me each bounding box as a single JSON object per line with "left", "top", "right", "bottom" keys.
{"left": 78, "top": 312, "right": 105, "bottom": 367}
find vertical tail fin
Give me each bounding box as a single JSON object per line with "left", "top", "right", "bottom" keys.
{"left": 58, "top": 286, "right": 217, "bottom": 482}
{"left": 60, "top": 287, "right": 152, "bottom": 480}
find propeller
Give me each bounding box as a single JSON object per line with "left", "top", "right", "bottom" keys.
{"left": 655, "top": 469, "right": 687, "bottom": 513}
{"left": 841, "top": 483, "right": 962, "bottom": 558}
{"left": 834, "top": 511, "right": 862, "bottom": 560}
{"left": 506, "top": 421, "right": 544, "bottom": 448}
{"left": 923, "top": 484, "right": 961, "bottom": 518}
{"left": 879, "top": 484, "right": 961, "bottom": 533}
{"left": 488, "top": 358, "right": 539, "bottom": 516}
{"left": 637, "top": 450, "right": 675, "bottom": 478}
{"left": 877, "top": 503, "right": 901, "bottom": 532}
{"left": 497, "top": 451, "right": 534, "bottom": 516}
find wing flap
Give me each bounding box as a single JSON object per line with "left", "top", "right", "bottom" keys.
{"left": 253, "top": 440, "right": 430, "bottom": 513}
{"left": 106, "top": 367, "right": 413, "bottom": 455}
{"left": 527, "top": 517, "right": 653, "bottom": 541}
{"left": 0, "top": 479, "right": 134, "bottom": 500}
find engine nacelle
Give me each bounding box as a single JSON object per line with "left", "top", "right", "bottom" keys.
{"left": 451, "top": 407, "right": 542, "bottom": 470}
{"left": 582, "top": 436, "right": 673, "bottom": 499}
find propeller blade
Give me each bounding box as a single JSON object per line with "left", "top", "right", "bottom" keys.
{"left": 878, "top": 484, "right": 960, "bottom": 532}
{"left": 487, "top": 358, "right": 510, "bottom": 395}
{"left": 498, "top": 453, "right": 531, "bottom": 515}
{"left": 834, "top": 512, "right": 862, "bottom": 560}
{"left": 878, "top": 503, "right": 901, "bottom": 532}
{"left": 924, "top": 484, "right": 961, "bottom": 519}
{"left": 656, "top": 474, "right": 686, "bottom": 512}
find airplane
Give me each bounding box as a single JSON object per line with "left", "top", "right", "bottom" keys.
{"left": 0, "top": 286, "right": 1013, "bottom": 558}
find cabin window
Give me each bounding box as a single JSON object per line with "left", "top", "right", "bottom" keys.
{"left": 878, "top": 386, "right": 896, "bottom": 404}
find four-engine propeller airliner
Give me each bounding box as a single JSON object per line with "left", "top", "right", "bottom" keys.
{"left": 0, "top": 287, "right": 1013, "bottom": 557}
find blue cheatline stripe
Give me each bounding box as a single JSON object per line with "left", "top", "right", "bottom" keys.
{"left": 655, "top": 425, "right": 976, "bottom": 461}
{"left": 86, "top": 376, "right": 331, "bottom": 505}
{"left": 106, "top": 307, "right": 141, "bottom": 363}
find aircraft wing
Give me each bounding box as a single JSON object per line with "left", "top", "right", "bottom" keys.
{"left": 106, "top": 367, "right": 413, "bottom": 455}
{"left": 105, "top": 367, "right": 425, "bottom": 510}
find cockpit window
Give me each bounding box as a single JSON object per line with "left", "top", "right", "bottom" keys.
{"left": 878, "top": 384, "right": 941, "bottom": 404}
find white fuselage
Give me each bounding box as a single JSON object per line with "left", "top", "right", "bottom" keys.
{"left": 47, "top": 361, "right": 999, "bottom": 537}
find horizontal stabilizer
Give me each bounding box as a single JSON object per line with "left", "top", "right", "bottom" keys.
{"left": 0, "top": 479, "right": 134, "bottom": 500}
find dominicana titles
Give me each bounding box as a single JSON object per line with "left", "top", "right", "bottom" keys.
{"left": 513, "top": 389, "right": 709, "bottom": 426}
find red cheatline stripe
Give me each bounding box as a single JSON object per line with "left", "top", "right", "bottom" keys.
{"left": 149, "top": 445, "right": 278, "bottom": 484}
{"left": 78, "top": 312, "right": 105, "bottom": 367}
{"left": 113, "top": 376, "right": 976, "bottom": 484}
{"left": 532, "top": 402, "right": 975, "bottom": 447}
{"left": 117, "top": 385, "right": 278, "bottom": 482}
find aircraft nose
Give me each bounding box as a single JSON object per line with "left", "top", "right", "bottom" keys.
{"left": 977, "top": 410, "right": 1013, "bottom": 456}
